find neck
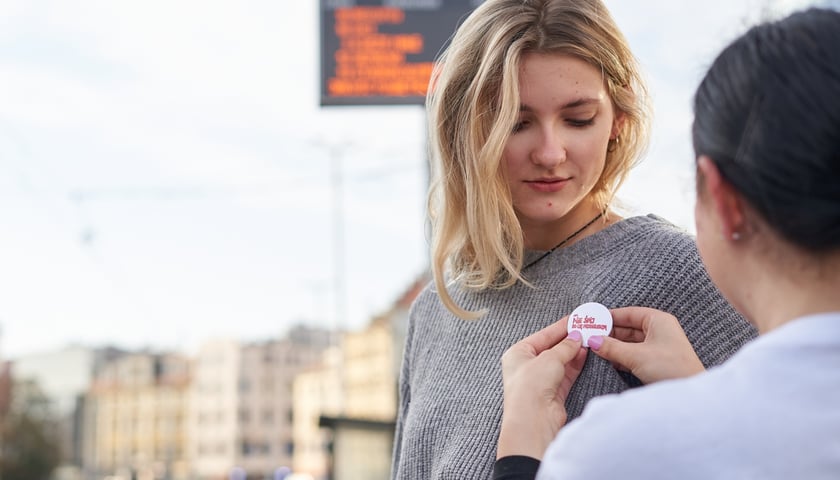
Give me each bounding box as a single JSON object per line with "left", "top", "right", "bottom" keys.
{"left": 736, "top": 249, "right": 840, "bottom": 333}
{"left": 522, "top": 203, "right": 607, "bottom": 251}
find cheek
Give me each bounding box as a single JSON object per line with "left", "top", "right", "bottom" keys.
{"left": 694, "top": 199, "right": 716, "bottom": 265}
{"left": 499, "top": 150, "right": 517, "bottom": 192}
{"left": 570, "top": 140, "right": 609, "bottom": 182}
{"left": 502, "top": 140, "right": 527, "bottom": 174}
{"left": 570, "top": 129, "right": 610, "bottom": 161}
{"left": 503, "top": 135, "right": 524, "bottom": 158}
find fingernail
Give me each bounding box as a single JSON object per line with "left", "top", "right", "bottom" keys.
{"left": 567, "top": 330, "right": 582, "bottom": 342}
{"left": 588, "top": 336, "right": 604, "bottom": 350}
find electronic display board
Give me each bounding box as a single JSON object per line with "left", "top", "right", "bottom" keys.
{"left": 320, "top": 0, "right": 483, "bottom": 106}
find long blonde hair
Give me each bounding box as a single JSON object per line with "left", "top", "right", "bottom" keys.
{"left": 427, "top": 0, "right": 651, "bottom": 319}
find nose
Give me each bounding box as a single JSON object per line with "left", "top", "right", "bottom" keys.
{"left": 531, "top": 128, "right": 566, "bottom": 168}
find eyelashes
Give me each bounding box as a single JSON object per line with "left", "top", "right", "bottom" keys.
{"left": 512, "top": 116, "right": 597, "bottom": 133}
{"left": 567, "top": 116, "right": 596, "bottom": 127}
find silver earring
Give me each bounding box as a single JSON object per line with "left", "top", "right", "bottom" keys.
{"left": 731, "top": 232, "right": 741, "bottom": 241}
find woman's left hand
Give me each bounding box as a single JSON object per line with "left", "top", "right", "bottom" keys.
{"left": 497, "top": 317, "right": 588, "bottom": 460}
{"left": 589, "top": 306, "right": 705, "bottom": 384}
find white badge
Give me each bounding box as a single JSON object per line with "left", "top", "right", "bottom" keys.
{"left": 567, "top": 302, "right": 613, "bottom": 346}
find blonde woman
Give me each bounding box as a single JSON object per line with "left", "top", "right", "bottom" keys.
{"left": 391, "top": 0, "right": 755, "bottom": 478}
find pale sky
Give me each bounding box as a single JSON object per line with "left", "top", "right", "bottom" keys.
{"left": 0, "top": 0, "right": 819, "bottom": 359}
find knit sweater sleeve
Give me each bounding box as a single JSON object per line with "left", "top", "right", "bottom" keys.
{"left": 390, "top": 287, "right": 419, "bottom": 479}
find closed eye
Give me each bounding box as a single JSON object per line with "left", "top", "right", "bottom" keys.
{"left": 567, "top": 116, "right": 596, "bottom": 127}
{"left": 512, "top": 120, "right": 530, "bottom": 133}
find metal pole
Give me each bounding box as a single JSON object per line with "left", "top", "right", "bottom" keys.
{"left": 309, "top": 138, "right": 349, "bottom": 337}
{"left": 330, "top": 145, "right": 345, "bottom": 336}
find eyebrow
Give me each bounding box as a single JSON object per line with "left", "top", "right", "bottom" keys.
{"left": 519, "top": 97, "right": 601, "bottom": 112}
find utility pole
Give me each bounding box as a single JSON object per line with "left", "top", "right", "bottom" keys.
{"left": 329, "top": 143, "right": 345, "bottom": 337}
{"left": 310, "top": 139, "right": 354, "bottom": 337}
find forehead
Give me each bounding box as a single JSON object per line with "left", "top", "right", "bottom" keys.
{"left": 517, "top": 52, "right": 608, "bottom": 103}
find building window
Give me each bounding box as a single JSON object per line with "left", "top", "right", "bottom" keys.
{"left": 262, "top": 410, "right": 274, "bottom": 424}
{"left": 238, "top": 378, "right": 251, "bottom": 393}
{"left": 238, "top": 408, "right": 251, "bottom": 424}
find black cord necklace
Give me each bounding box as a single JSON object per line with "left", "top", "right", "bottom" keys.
{"left": 523, "top": 211, "right": 604, "bottom": 270}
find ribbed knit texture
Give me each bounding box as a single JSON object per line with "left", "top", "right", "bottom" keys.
{"left": 391, "top": 215, "right": 757, "bottom": 480}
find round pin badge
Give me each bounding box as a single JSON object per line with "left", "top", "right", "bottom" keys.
{"left": 567, "top": 302, "right": 613, "bottom": 346}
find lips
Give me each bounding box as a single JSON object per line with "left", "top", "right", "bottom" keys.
{"left": 525, "top": 177, "right": 571, "bottom": 193}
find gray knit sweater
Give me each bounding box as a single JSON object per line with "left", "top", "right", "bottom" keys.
{"left": 391, "top": 215, "right": 757, "bottom": 480}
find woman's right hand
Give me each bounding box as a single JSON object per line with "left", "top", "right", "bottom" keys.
{"left": 588, "top": 306, "right": 705, "bottom": 384}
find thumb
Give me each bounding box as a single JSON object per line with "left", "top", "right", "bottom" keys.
{"left": 538, "top": 330, "right": 584, "bottom": 368}
{"left": 588, "top": 335, "right": 638, "bottom": 372}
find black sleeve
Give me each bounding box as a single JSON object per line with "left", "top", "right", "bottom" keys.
{"left": 493, "top": 455, "right": 541, "bottom": 480}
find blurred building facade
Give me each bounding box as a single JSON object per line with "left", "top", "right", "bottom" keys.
{"left": 292, "top": 274, "right": 425, "bottom": 480}
{"left": 189, "top": 325, "right": 333, "bottom": 480}
{"left": 188, "top": 338, "right": 239, "bottom": 479}
{"left": 86, "top": 352, "right": 191, "bottom": 480}
{"left": 1, "top": 274, "right": 426, "bottom": 480}
{"left": 291, "top": 347, "right": 344, "bottom": 479}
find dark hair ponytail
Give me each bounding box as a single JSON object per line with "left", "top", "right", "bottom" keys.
{"left": 692, "top": 8, "right": 840, "bottom": 251}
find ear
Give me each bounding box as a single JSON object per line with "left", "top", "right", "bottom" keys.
{"left": 697, "top": 156, "right": 747, "bottom": 240}
{"left": 611, "top": 110, "right": 626, "bottom": 139}
{"left": 610, "top": 84, "right": 632, "bottom": 139}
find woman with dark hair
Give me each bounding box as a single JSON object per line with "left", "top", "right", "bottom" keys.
{"left": 496, "top": 7, "right": 840, "bottom": 479}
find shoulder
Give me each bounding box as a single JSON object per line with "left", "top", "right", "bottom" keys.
{"left": 575, "top": 374, "right": 711, "bottom": 437}
{"left": 573, "top": 214, "right": 698, "bottom": 265}
{"left": 585, "top": 214, "right": 703, "bottom": 279}
{"left": 539, "top": 215, "right": 695, "bottom": 274}
{"left": 404, "top": 277, "right": 465, "bottom": 337}
{"left": 541, "top": 335, "right": 840, "bottom": 479}
{"left": 540, "top": 372, "right": 732, "bottom": 479}
{"left": 408, "top": 279, "right": 438, "bottom": 311}
{"left": 619, "top": 214, "right": 698, "bottom": 258}
{"left": 406, "top": 276, "right": 458, "bottom": 323}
